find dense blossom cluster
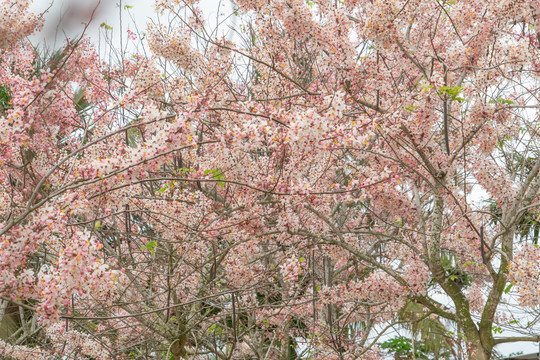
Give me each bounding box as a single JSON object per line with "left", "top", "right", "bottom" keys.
{"left": 0, "top": 339, "right": 51, "bottom": 360}
{"left": 148, "top": 24, "right": 203, "bottom": 72}
{"left": 509, "top": 245, "right": 540, "bottom": 306}
{"left": 0, "top": 0, "right": 540, "bottom": 359}
{"left": 46, "top": 323, "right": 111, "bottom": 360}
{"left": 37, "top": 230, "right": 121, "bottom": 323}
{"left": 0, "top": 0, "right": 42, "bottom": 48}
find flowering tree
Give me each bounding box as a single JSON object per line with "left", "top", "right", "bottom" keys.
{"left": 2, "top": 0, "right": 540, "bottom": 359}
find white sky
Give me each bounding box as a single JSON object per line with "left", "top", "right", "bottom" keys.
{"left": 29, "top": 0, "right": 233, "bottom": 53}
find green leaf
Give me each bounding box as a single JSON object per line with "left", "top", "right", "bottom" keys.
{"left": 100, "top": 22, "right": 113, "bottom": 31}
{"left": 204, "top": 169, "right": 224, "bottom": 179}
{"left": 140, "top": 240, "right": 157, "bottom": 254}
{"left": 420, "top": 84, "right": 433, "bottom": 92}
{"left": 404, "top": 105, "right": 416, "bottom": 112}
{"left": 504, "top": 283, "right": 513, "bottom": 294}
{"left": 204, "top": 169, "right": 226, "bottom": 188}
{"left": 124, "top": 4, "right": 133, "bottom": 9}
{"left": 158, "top": 180, "right": 179, "bottom": 194}
{"left": 175, "top": 168, "right": 195, "bottom": 175}
{"left": 489, "top": 97, "right": 514, "bottom": 105}
{"left": 439, "top": 86, "right": 465, "bottom": 101}
{"left": 157, "top": 183, "right": 169, "bottom": 194}
{"left": 94, "top": 221, "right": 102, "bottom": 229}
{"left": 299, "top": 257, "right": 306, "bottom": 263}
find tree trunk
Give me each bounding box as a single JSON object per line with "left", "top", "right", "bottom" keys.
{"left": 280, "top": 325, "right": 290, "bottom": 360}
{"left": 170, "top": 335, "right": 187, "bottom": 360}
{"left": 468, "top": 340, "right": 492, "bottom": 360}
{"left": 410, "top": 323, "right": 416, "bottom": 360}
{"left": 170, "top": 316, "right": 188, "bottom": 360}
{"left": 0, "top": 299, "right": 7, "bottom": 326}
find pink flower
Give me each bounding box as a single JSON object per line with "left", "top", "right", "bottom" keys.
{"left": 127, "top": 29, "right": 137, "bottom": 40}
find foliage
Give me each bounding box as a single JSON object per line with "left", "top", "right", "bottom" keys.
{"left": 0, "top": 85, "right": 11, "bottom": 115}
{"left": 380, "top": 336, "right": 429, "bottom": 359}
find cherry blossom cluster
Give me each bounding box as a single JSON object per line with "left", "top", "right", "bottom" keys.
{"left": 509, "top": 244, "right": 540, "bottom": 306}
{"left": 148, "top": 24, "right": 202, "bottom": 72}
{"left": 37, "top": 229, "right": 122, "bottom": 323}
{"left": 0, "top": 0, "right": 42, "bottom": 48}
{"left": 46, "top": 323, "right": 111, "bottom": 360}
{"left": 0, "top": 339, "right": 51, "bottom": 360}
